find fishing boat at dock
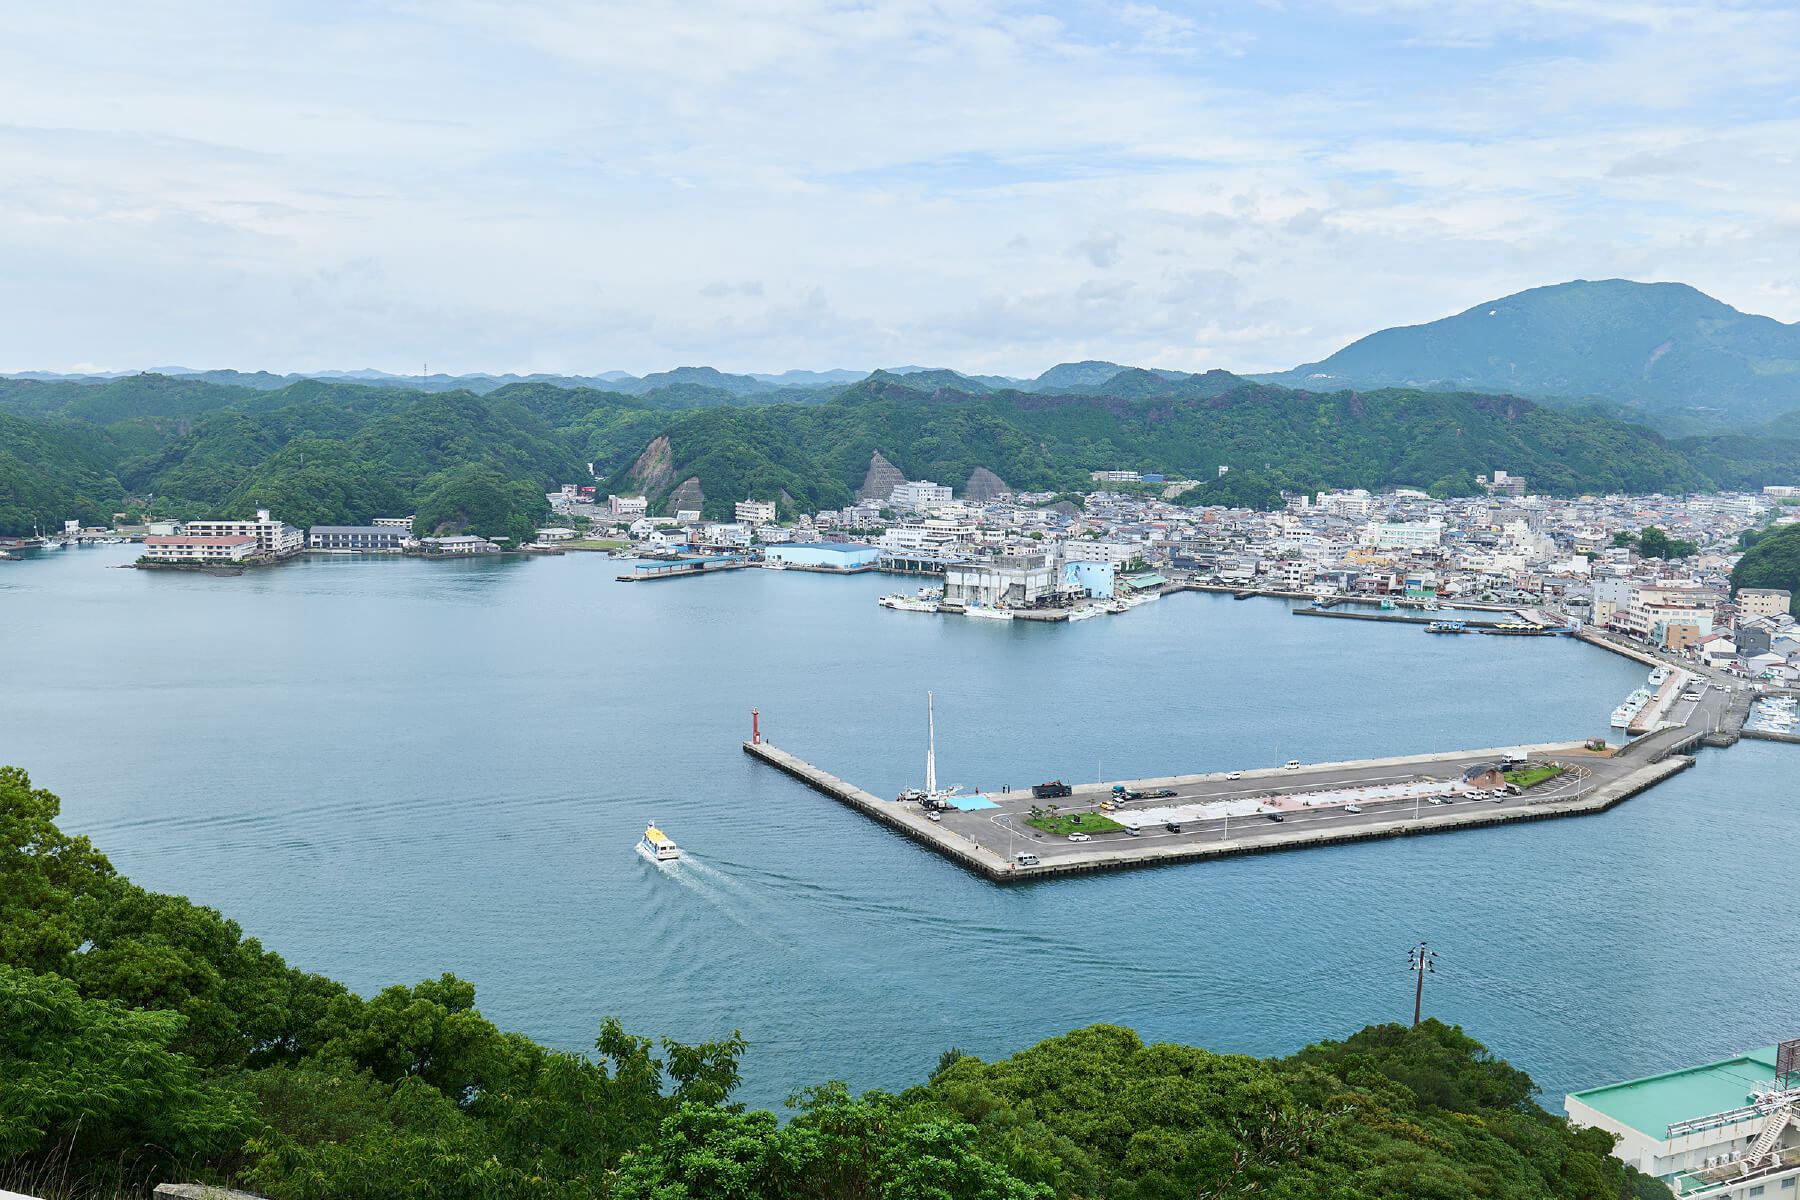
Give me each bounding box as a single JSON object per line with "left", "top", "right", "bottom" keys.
{"left": 879, "top": 588, "right": 943, "bottom": 612}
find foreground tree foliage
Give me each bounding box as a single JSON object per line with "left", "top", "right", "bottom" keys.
{"left": 1, "top": 767, "right": 1666, "bottom": 1199}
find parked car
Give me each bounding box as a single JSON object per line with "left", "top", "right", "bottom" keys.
{"left": 1067, "top": 832, "right": 1091, "bottom": 843}
{"left": 1146, "top": 788, "right": 1177, "bottom": 799}
{"left": 1013, "top": 852, "right": 1040, "bottom": 867}
{"left": 1164, "top": 821, "right": 1183, "bottom": 833}
{"left": 1284, "top": 760, "right": 1301, "bottom": 770}
{"left": 1226, "top": 771, "right": 1242, "bottom": 780}
{"left": 1266, "top": 812, "right": 1286, "bottom": 822}
{"left": 1343, "top": 804, "right": 1362, "bottom": 814}
{"left": 1427, "top": 797, "right": 1445, "bottom": 806}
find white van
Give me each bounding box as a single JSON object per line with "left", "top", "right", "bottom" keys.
{"left": 1013, "top": 852, "right": 1040, "bottom": 867}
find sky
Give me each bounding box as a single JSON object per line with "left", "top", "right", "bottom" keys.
{"left": 4, "top": 0, "right": 1799, "bottom": 378}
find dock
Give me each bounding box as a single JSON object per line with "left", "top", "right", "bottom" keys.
{"left": 744, "top": 736, "right": 1694, "bottom": 884}
{"left": 616, "top": 554, "right": 749, "bottom": 582}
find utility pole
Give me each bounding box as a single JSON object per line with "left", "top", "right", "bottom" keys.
{"left": 1408, "top": 942, "right": 1436, "bottom": 1026}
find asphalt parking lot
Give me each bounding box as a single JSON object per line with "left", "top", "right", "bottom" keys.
{"left": 925, "top": 747, "right": 1630, "bottom": 862}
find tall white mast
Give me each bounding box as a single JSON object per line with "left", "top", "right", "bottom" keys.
{"left": 925, "top": 691, "right": 937, "bottom": 795}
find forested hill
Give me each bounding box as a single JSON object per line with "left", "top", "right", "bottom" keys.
{"left": 1257, "top": 279, "right": 1800, "bottom": 433}
{"left": 2, "top": 764, "right": 1669, "bottom": 1199}
{"left": 600, "top": 374, "right": 1708, "bottom": 518}
{"left": 7, "top": 367, "right": 1800, "bottom": 536}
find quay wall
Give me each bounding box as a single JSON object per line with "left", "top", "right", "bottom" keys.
{"left": 745, "top": 739, "right": 1690, "bottom": 884}
{"left": 742, "top": 741, "right": 1014, "bottom": 876}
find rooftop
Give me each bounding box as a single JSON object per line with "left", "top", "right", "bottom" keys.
{"left": 1569, "top": 1046, "right": 1780, "bottom": 1139}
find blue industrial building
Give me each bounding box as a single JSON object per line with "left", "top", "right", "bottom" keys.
{"left": 1064, "top": 560, "right": 1115, "bottom": 598}
{"left": 766, "top": 542, "right": 882, "bottom": 570}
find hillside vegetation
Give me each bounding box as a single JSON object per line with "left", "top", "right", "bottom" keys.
{"left": 1, "top": 765, "right": 1665, "bottom": 1200}
{"left": 5, "top": 366, "right": 1800, "bottom": 536}
{"left": 1259, "top": 279, "right": 1800, "bottom": 432}
{"left": 1729, "top": 523, "right": 1800, "bottom": 616}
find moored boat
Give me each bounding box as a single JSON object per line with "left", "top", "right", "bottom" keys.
{"left": 879, "top": 588, "right": 943, "bottom": 612}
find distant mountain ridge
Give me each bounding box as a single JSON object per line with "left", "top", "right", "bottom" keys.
{"left": 11, "top": 363, "right": 1800, "bottom": 536}
{"left": 1255, "top": 279, "right": 1800, "bottom": 432}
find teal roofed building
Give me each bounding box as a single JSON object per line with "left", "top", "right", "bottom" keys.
{"left": 1567, "top": 1042, "right": 1800, "bottom": 1197}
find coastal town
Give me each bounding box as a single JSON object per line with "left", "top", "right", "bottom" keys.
{"left": 9, "top": 466, "right": 1800, "bottom": 685}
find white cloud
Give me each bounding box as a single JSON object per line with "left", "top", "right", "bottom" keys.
{"left": 0, "top": 0, "right": 1797, "bottom": 375}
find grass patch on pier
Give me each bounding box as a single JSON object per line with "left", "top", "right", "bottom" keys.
{"left": 1503, "top": 766, "right": 1563, "bottom": 789}
{"left": 1024, "top": 812, "right": 1126, "bottom": 836}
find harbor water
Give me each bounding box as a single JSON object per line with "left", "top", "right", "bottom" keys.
{"left": 1, "top": 545, "right": 1790, "bottom": 1106}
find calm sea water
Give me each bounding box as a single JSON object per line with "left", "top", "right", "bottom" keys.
{"left": 2, "top": 546, "right": 1791, "bottom": 1107}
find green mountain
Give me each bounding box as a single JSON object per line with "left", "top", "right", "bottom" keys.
{"left": 2, "top": 363, "right": 1792, "bottom": 537}
{"left": 0, "top": 414, "right": 130, "bottom": 532}
{"left": 595, "top": 374, "right": 1706, "bottom": 519}
{"left": 1258, "top": 279, "right": 1800, "bottom": 432}
{"left": 0, "top": 378, "right": 580, "bottom": 537}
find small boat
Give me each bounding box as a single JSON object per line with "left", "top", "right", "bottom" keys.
{"left": 1426, "top": 620, "right": 1469, "bottom": 634}
{"left": 963, "top": 604, "right": 1013, "bottom": 620}
{"left": 1067, "top": 605, "right": 1102, "bottom": 621}
{"left": 638, "top": 824, "right": 681, "bottom": 862}
{"left": 879, "top": 588, "right": 942, "bottom": 612}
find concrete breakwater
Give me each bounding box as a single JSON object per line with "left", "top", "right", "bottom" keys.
{"left": 745, "top": 737, "right": 1696, "bottom": 884}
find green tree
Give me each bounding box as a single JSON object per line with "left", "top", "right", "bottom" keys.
{"left": 313, "top": 973, "right": 541, "bottom": 1106}
{"left": 0, "top": 766, "right": 114, "bottom": 974}
{"left": 0, "top": 965, "right": 255, "bottom": 1176}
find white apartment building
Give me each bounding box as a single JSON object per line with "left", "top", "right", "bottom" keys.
{"left": 1317, "top": 489, "right": 1374, "bottom": 518}
{"left": 878, "top": 520, "right": 967, "bottom": 552}
{"left": 609, "top": 495, "right": 649, "bottom": 517}
{"left": 889, "top": 480, "right": 953, "bottom": 509}
{"left": 1277, "top": 559, "right": 1318, "bottom": 590}
{"left": 1061, "top": 540, "right": 1138, "bottom": 566}
{"left": 181, "top": 510, "right": 303, "bottom": 557}
{"left": 700, "top": 523, "right": 752, "bottom": 547}
{"left": 140, "top": 535, "right": 260, "bottom": 564}
{"left": 735, "top": 499, "right": 776, "bottom": 525}
{"left": 1090, "top": 470, "right": 1142, "bottom": 482}
{"left": 1362, "top": 521, "right": 1444, "bottom": 550}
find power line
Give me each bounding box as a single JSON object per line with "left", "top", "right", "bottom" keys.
{"left": 1408, "top": 942, "right": 1437, "bottom": 1027}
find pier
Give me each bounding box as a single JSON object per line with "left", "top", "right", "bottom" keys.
{"left": 616, "top": 554, "right": 749, "bottom": 582}
{"left": 744, "top": 735, "right": 1695, "bottom": 884}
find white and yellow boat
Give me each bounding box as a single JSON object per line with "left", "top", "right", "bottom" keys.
{"left": 638, "top": 823, "right": 681, "bottom": 862}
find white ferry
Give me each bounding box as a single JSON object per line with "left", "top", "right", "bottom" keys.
{"left": 638, "top": 824, "right": 681, "bottom": 862}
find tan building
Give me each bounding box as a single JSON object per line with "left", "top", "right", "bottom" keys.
{"left": 1738, "top": 588, "right": 1793, "bottom": 619}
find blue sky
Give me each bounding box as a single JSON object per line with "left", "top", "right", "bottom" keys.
{"left": 4, "top": 0, "right": 1797, "bottom": 376}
